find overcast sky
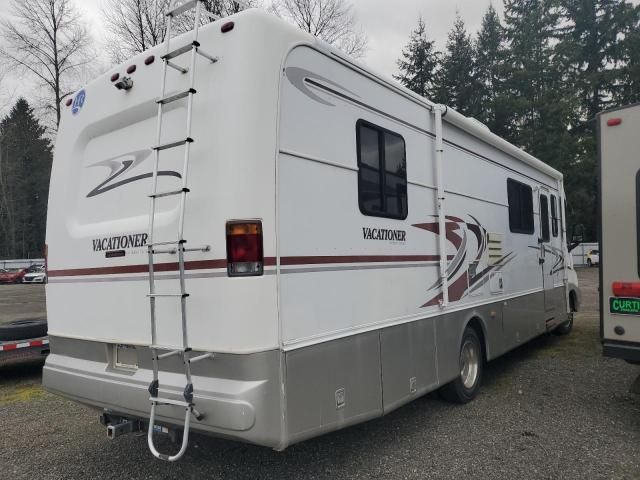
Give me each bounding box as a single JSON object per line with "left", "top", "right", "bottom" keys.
{"left": 0, "top": 0, "right": 638, "bottom": 117}
{"left": 0, "top": 0, "right": 505, "bottom": 115}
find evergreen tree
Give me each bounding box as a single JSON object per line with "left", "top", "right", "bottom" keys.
{"left": 434, "top": 14, "right": 480, "bottom": 117}
{"left": 555, "top": 0, "right": 639, "bottom": 239}
{"left": 394, "top": 17, "right": 440, "bottom": 99}
{"left": 615, "top": 3, "right": 640, "bottom": 105}
{"left": 0, "top": 98, "right": 52, "bottom": 259}
{"left": 475, "top": 5, "right": 513, "bottom": 139}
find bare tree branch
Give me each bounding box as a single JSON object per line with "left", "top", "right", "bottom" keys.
{"left": 270, "top": 0, "right": 367, "bottom": 58}
{"left": 102, "top": 0, "right": 260, "bottom": 63}
{"left": 0, "top": 0, "right": 93, "bottom": 129}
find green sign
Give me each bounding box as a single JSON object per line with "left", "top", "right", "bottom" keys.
{"left": 610, "top": 297, "right": 640, "bottom": 316}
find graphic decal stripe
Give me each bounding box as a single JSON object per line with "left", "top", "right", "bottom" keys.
{"left": 48, "top": 255, "right": 452, "bottom": 277}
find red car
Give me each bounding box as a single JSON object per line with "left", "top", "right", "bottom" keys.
{"left": 0, "top": 268, "right": 27, "bottom": 284}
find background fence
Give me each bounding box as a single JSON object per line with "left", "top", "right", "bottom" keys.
{"left": 0, "top": 258, "right": 45, "bottom": 270}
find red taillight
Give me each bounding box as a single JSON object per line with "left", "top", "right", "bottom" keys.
{"left": 110, "top": 72, "right": 120, "bottom": 82}
{"left": 612, "top": 282, "right": 640, "bottom": 297}
{"left": 221, "top": 21, "right": 235, "bottom": 33}
{"left": 607, "top": 118, "right": 622, "bottom": 127}
{"left": 226, "top": 221, "right": 263, "bottom": 277}
{"left": 126, "top": 64, "right": 136, "bottom": 74}
{"left": 144, "top": 55, "right": 155, "bottom": 65}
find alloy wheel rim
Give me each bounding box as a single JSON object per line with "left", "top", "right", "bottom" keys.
{"left": 460, "top": 340, "right": 479, "bottom": 389}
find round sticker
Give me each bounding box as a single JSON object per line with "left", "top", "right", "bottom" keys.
{"left": 72, "top": 89, "right": 86, "bottom": 115}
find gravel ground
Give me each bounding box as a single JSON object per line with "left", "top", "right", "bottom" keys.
{"left": 0, "top": 269, "right": 638, "bottom": 480}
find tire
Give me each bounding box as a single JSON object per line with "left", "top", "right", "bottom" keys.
{"left": 554, "top": 313, "right": 573, "bottom": 335}
{"left": 587, "top": 259, "right": 592, "bottom": 267}
{"left": 0, "top": 318, "right": 48, "bottom": 341}
{"left": 440, "top": 326, "right": 483, "bottom": 403}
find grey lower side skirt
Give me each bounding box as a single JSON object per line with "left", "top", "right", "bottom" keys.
{"left": 43, "top": 287, "right": 567, "bottom": 449}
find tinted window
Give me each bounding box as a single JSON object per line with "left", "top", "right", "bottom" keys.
{"left": 507, "top": 179, "right": 534, "bottom": 234}
{"left": 550, "top": 195, "right": 559, "bottom": 237}
{"left": 540, "top": 195, "right": 550, "bottom": 242}
{"left": 357, "top": 121, "right": 407, "bottom": 219}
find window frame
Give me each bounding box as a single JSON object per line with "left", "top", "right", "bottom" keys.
{"left": 507, "top": 178, "right": 535, "bottom": 235}
{"left": 550, "top": 194, "right": 559, "bottom": 238}
{"left": 540, "top": 194, "right": 550, "bottom": 243}
{"left": 356, "top": 119, "right": 408, "bottom": 220}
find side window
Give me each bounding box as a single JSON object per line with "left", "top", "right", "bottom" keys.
{"left": 507, "top": 179, "right": 534, "bottom": 234}
{"left": 357, "top": 120, "right": 407, "bottom": 219}
{"left": 550, "top": 195, "right": 559, "bottom": 237}
{"left": 540, "top": 195, "right": 550, "bottom": 242}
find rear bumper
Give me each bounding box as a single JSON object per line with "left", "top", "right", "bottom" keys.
{"left": 43, "top": 336, "right": 283, "bottom": 448}
{"left": 603, "top": 340, "right": 640, "bottom": 363}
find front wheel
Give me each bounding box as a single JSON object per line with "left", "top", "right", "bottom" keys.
{"left": 440, "top": 327, "right": 483, "bottom": 403}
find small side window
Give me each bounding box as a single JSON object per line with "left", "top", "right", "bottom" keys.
{"left": 540, "top": 195, "right": 550, "bottom": 242}
{"left": 550, "top": 195, "right": 559, "bottom": 237}
{"left": 507, "top": 179, "right": 534, "bottom": 234}
{"left": 357, "top": 120, "right": 407, "bottom": 219}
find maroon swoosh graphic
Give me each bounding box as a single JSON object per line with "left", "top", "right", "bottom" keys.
{"left": 412, "top": 221, "right": 463, "bottom": 249}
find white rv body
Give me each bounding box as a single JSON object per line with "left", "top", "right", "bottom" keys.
{"left": 44, "top": 9, "right": 579, "bottom": 449}
{"left": 598, "top": 104, "right": 640, "bottom": 363}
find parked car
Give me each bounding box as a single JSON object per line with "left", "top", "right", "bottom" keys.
{"left": 586, "top": 249, "right": 600, "bottom": 267}
{"left": 22, "top": 265, "right": 47, "bottom": 284}
{"left": 0, "top": 268, "right": 27, "bottom": 284}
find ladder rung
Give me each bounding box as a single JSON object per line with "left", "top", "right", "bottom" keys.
{"left": 150, "top": 396, "right": 192, "bottom": 408}
{"left": 157, "top": 89, "right": 196, "bottom": 105}
{"left": 183, "top": 245, "right": 211, "bottom": 253}
{"left": 189, "top": 353, "right": 214, "bottom": 364}
{"left": 152, "top": 138, "right": 193, "bottom": 151}
{"left": 151, "top": 248, "right": 177, "bottom": 255}
{"left": 146, "top": 240, "right": 186, "bottom": 248}
{"left": 149, "top": 188, "right": 190, "bottom": 199}
{"left": 147, "top": 293, "right": 189, "bottom": 298}
{"left": 156, "top": 349, "right": 183, "bottom": 360}
{"left": 196, "top": 49, "right": 218, "bottom": 64}
{"left": 162, "top": 41, "right": 199, "bottom": 61}
{"left": 166, "top": 0, "right": 197, "bottom": 17}
{"left": 166, "top": 60, "right": 188, "bottom": 74}
{"left": 150, "top": 345, "right": 192, "bottom": 351}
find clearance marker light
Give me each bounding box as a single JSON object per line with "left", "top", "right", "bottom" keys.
{"left": 612, "top": 281, "right": 640, "bottom": 297}
{"left": 226, "top": 221, "right": 264, "bottom": 277}
{"left": 221, "top": 21, "right": 235, "bottom": 33}
{"left": 607, "top": 118, "right": 622, "bottom": 127}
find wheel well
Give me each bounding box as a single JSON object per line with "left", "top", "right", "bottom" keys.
{"left": 466, "top": 317, "right": 487, "bottom": 361}
{"left": 569, "top": 290, "right": 577, "bottom": 312}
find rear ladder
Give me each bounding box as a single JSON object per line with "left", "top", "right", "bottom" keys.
{"left": 145, "top": 0, "right": 219, "bottom": 462}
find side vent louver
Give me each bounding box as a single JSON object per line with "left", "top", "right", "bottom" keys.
{"left": 487, "top": 233, "right": 503, "bottom": 266}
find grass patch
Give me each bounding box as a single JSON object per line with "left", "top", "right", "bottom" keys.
{"left": 0, "top": 383, "right": 45, "bottom": 405}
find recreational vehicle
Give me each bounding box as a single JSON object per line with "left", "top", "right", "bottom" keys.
{"left": 43, "top": 3, "right": 580, "bottom": 461}
{"left": 598, "top": 104, "right": 640, "bottom": 364}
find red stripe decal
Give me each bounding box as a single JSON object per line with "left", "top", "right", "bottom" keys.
{"left": 30, "top": 340, "right": 44, "bottom": 347}
{"left": 280, "top": 255, "right": 445, "bottom": 266}
{"left": 3, "top": 344, "right": 17, "bottom": 351}
{"left": 49, "top": 255, "right": 444, "bottom": 278}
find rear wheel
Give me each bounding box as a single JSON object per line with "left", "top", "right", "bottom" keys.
{"left": 440, "top": 327, "right": 483, "bottom": 403}
{"left": 554, "top": 313, "right": 573, "bottom": 335}
{"left": 587, "top": 259, "right": 592, "bottom": 267}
